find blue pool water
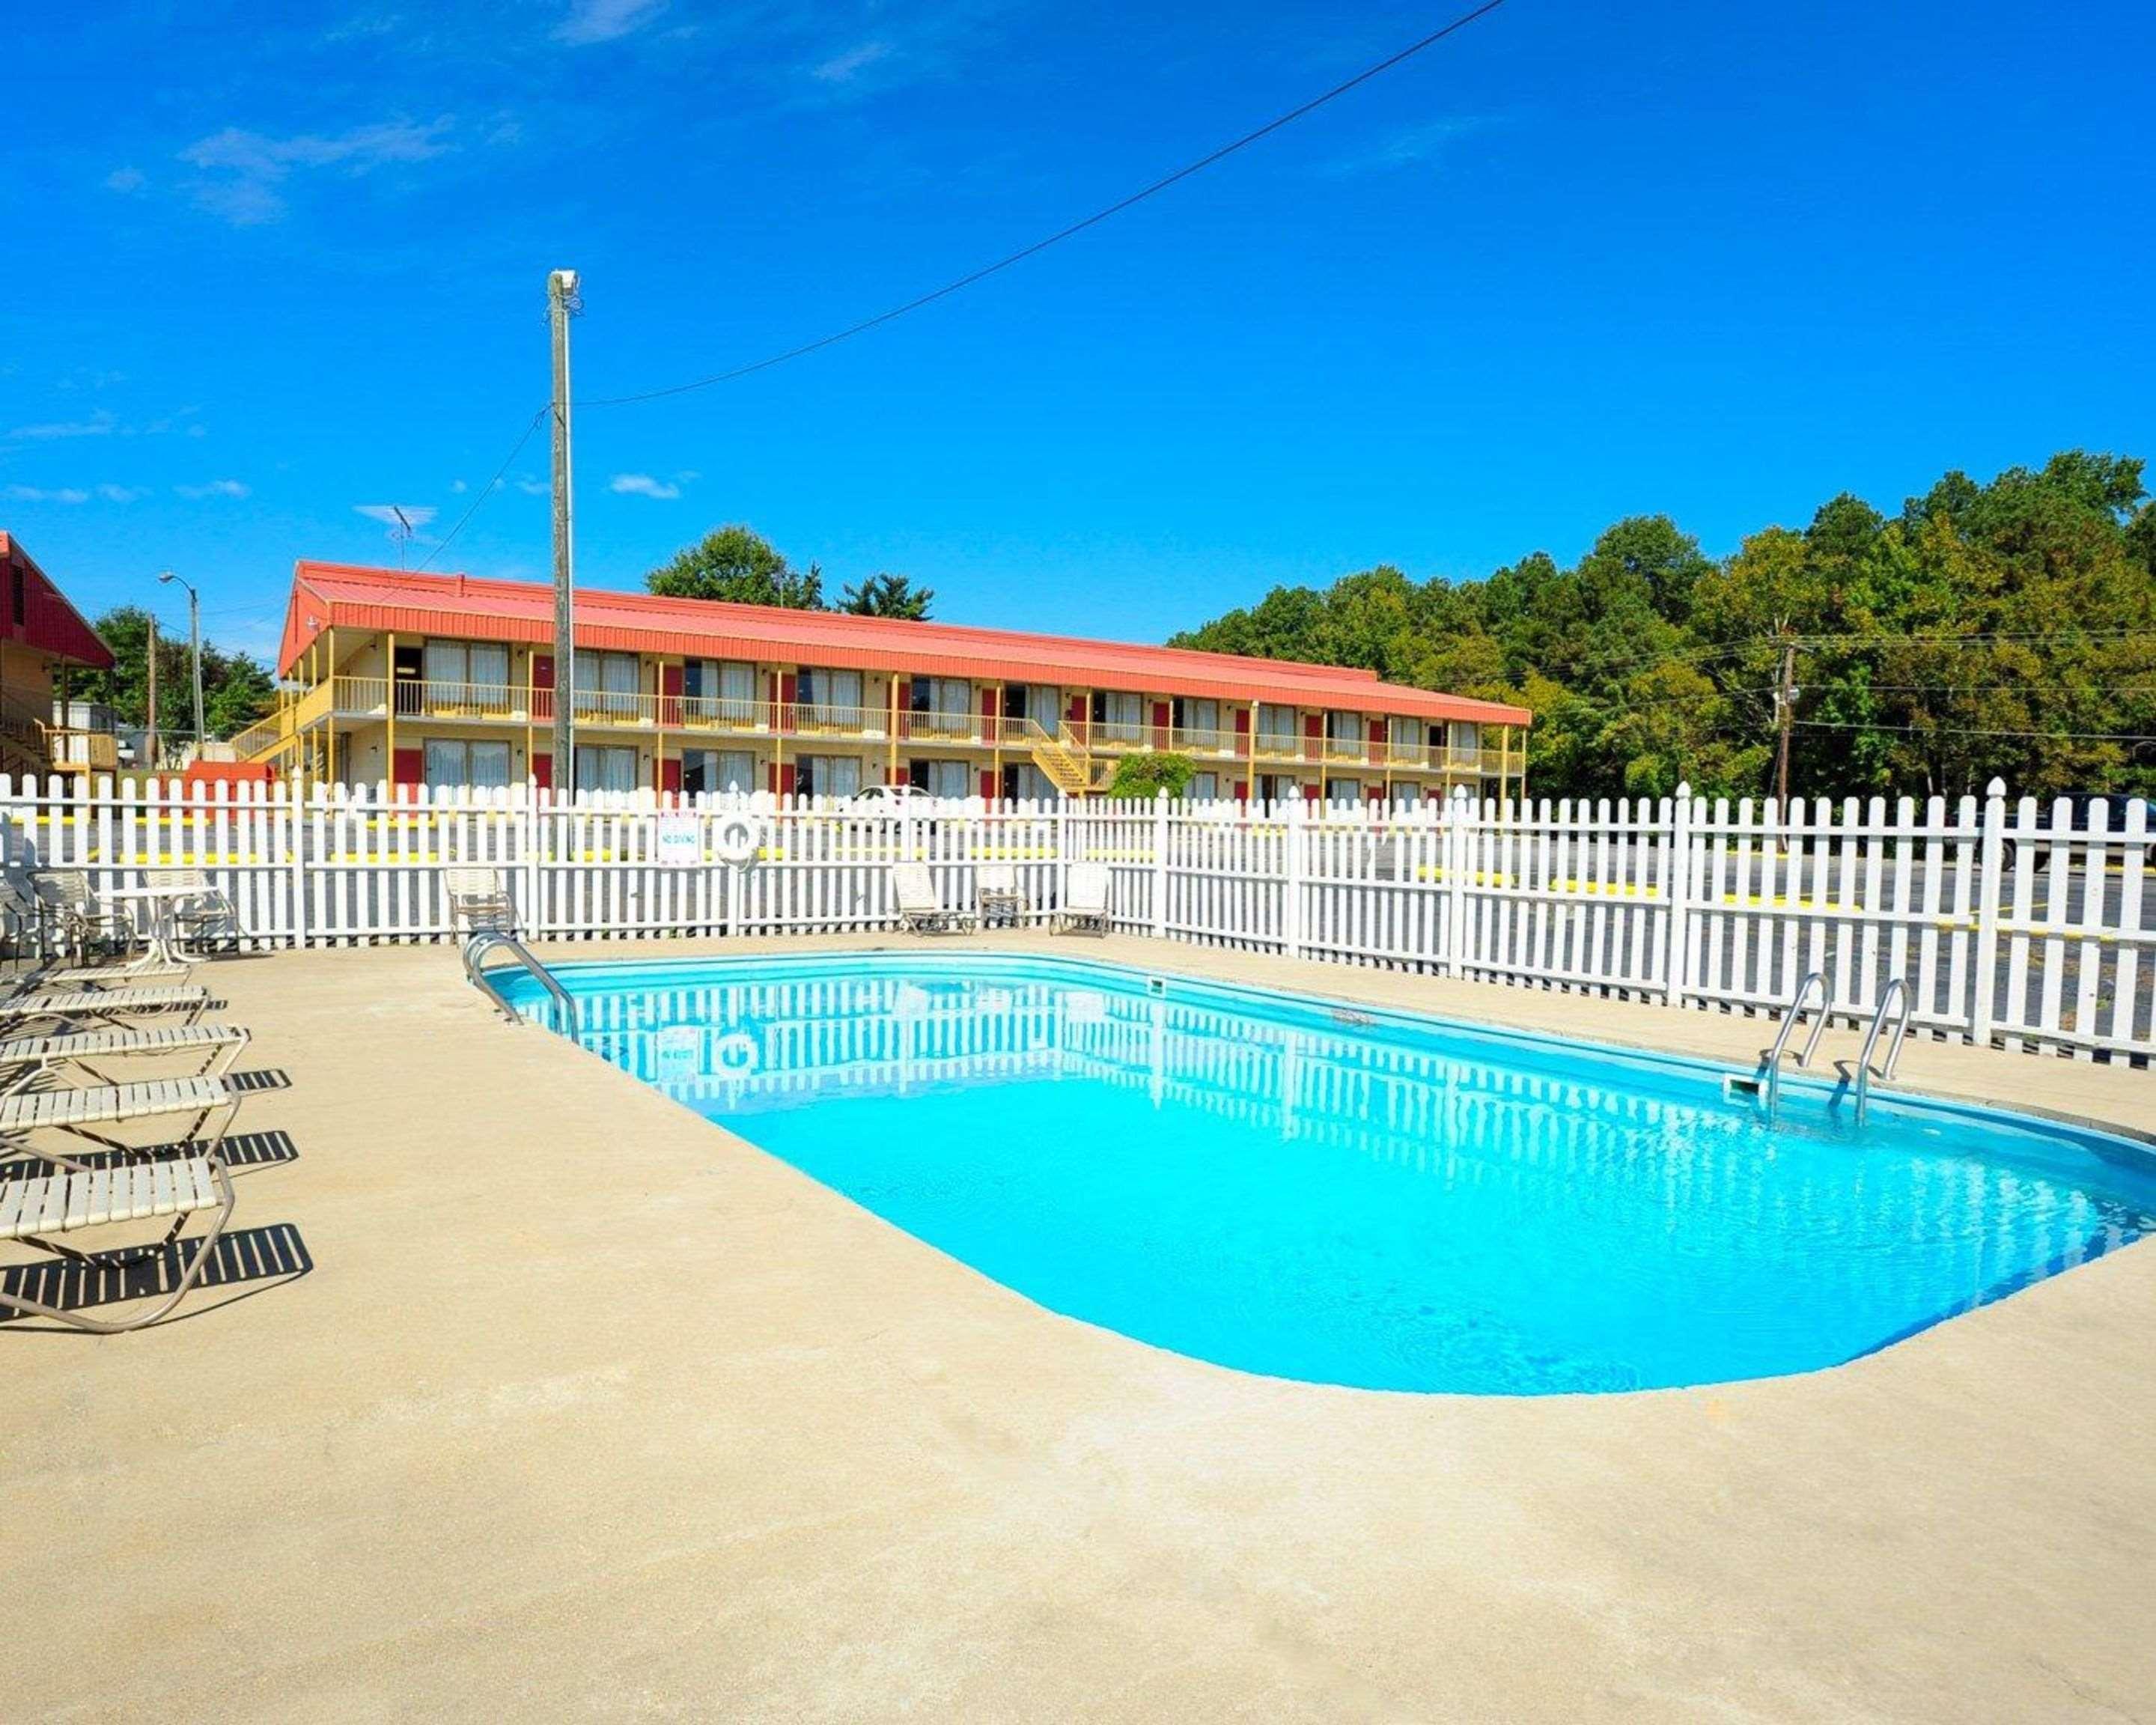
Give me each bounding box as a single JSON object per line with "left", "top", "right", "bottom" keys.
{"left": 500, "top": 954, "right": 2156, "bottom": 1395}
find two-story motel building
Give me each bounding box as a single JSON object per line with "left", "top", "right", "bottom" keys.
{"left": 236, "top": 564, "right": 1531, "bottom": 803}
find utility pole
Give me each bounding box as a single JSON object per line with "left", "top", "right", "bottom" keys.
{"left": 145, "top": 613, "right": 159, "bottom": 772}
{"left": 547, "top": 268, "right": 581, "bottom": 794}
{"left": 1773, "top": 638, "right": 1797, "bottom": 810}
{"left": 158, "top": 571, "right": 204, "bottom": 756}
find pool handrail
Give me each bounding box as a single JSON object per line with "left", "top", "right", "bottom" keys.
{"left": 464, "top": 932, "right": 578, "bottom": 1036}
{"left": 1760, "top": 970, "right": 1831, "bottom": 1123}
{"left": 1851, "top": 977, "right": 1913, "bottom": 1126}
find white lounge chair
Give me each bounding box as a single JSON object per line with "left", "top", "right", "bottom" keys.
{"left": 1056, "top": 863, "right": 1112, "bottom": 936}
{"left": 31, "top": 872, "right": 135, "bottom": 967}
{"left": 892, "top": 862, "right": 975, "bottom": 935}
{"left": 976, "top": 862, "right": 1026, "bottom": 926}
{"left": 444, "top": 868, "right": 517, "bottom": 936}
{"left": 0, "top": 1071, "right": 239, "bottom": 1169}
{"left": 0, "top": 986, "right": 208, "bottom": 1029}
{"left": 165, "top": 870, "right": 239, "bottom": 955}
{"left": 0, "top": 1152, "right": 236, "bottom": 1332}
{"left": 0, "top": 1024, "right": 250, "bottom": 1086}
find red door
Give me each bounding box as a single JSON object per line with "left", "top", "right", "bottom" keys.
{"left": 979, "top": 768, "right": 997, "bottom": 800}
{"left": 1368, "top": 717, "right": 1386, "bottom": 763}
{"left": 1065, "top": 692, "right": 1086, "bottom": 746}
{"left": 1303, "top": 713, "right": 1323, "bottom": 761}
{"left": 980, "top": 687, "right": 999, "bottom": 746}
{"left": 659, "top": 663, "right": 683, "bottom": 727}
{"left": 531, "top": 752, "right": 552, "bottom": 792}
{"left": 392, "top": 747, "right": 422, "bottom": 803}
{"left": 660, "top": 758, "right": 682, "bottom": 797}
{"left": 532, "top": 654, "right": 554, "bottom": 723}
{"left": 1151, "top": 701, "right": 1171, "bottom": 750}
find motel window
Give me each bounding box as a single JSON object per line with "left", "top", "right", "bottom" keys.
{"left": 1388, "top": 717, "right": 1423, "bottom": 760}
{"left": 796, "top": 755, "right": 862, "bottom": 800}
{"left": 1174, "top": 697, "right": 1219, "bottom": 740}
{"left": 1002, "top": 761, "right": 1055, "bottom": 802}
{"left": 1324, "top": 777, "right": 1362, "bottom": 805}
{"left": 1255, "top": 772, "right": 1294, "bottom": 803}
{"left": 1091, "top": 690, "right": 1143, "bottom": 743}
{"left": 682, "top": 749, "right": 757, "bottom": 796}
{"left": 421, "top": 738, "right": 511, "bottom": 791}
{"left": 574, "top": 651, "right": 642, "bottom": 717}
{"left": 907, "top": 758, "right": 970, "bottom": 800}
{"left": 909, "top": 677, "right": 971, "bottom": 735}
{"left": 683, "top": 658, "right": 758, "bottom": 723}
{"left": 1187, "top": 772, "right": 1219, "bottom": 802}
{"left": 798, "top": 667, "right": 863, "bottom": 727}
{"left": 1326, "top": 711, "right": 1365, "bottom": 754}
{"left": 574, "top": 746, "right": 641, "bottom": 794}
{"left": 1256, "top": 704, "right": 1297, "bottom": 749}
{"left": 1449, "top": 720, "right": 1481, "bottom": 759}
{"left": 421, "top": 639, "right": 512, "bottom": 708}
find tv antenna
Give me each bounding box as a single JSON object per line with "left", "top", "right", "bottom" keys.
{"left": 389, "top": 505, "right": 415, "bottom": 569}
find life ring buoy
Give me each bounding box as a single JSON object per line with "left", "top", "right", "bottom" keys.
{"left": 714, "top": 1030, "right": 761, "bottom": 1075}
{"left": 714, "top": 813, "right": 764, "bottom": 865}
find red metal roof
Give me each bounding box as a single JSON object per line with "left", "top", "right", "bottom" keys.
{"left": 279, "top": 562, "right": 1529, "bottom": 726}
{"left": 0, "top": 533, "right": 115, "bottom": 669}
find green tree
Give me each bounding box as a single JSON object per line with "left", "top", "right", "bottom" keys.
{"left": 81, "top": 606, "right": 275, "bottom": 740}
{"left": 647, "top": 526, "right": 824, "bottom": 609}
{"left": 838, "top": 572, "right": 935, "bottom": 619}
{"left": 1106, "top": 752, "right": 1197, "bottom": 799}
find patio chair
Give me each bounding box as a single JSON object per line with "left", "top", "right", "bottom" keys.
{"left": 0, "top": 875, "right": 52, "bottom": 963}
{"left": 0, "top": 1023, "right": 249, "bottom": 1087}
{"left": 444, "top": 867, "right": 518, "bottom": 937}
{"left": 0, "top": 986, "right": 208, "bottom": 1031}
{"left": 892, "top": 862, "right": 975, "bottom": 935}
{"left": 31, "top": 872, "right": 135, "bottom": 968}
{"left": 0, "top": 1068, "right": 240, "bottom": 1170}
{"left": 976, "top": 862, "right": 1027, "bottom": 927}
{"left": 167, "top": 870, "right": 239, "bottom": 956}
{"left": 0, "top": 1151, "right": 236, "bottom": 1332}
{"left": 1055, "top": 862, "right": 1112, "bottom": 936}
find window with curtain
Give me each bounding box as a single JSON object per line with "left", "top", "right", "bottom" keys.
{"left": 573, "top": 746, "right": 641, "bottom": 794}
{"left": 1326, "top": 711, "right": 1365, "bottom": 756}
{"left": 1178, "top": 697, "right": 1219, "bottom": 742}
{"left": 1388, "top": 716, "right": 1423, "bottom": 761}
{"left": 421, "top": 738, "right": 512, "bottom": 789}
{"left": 799, "top": 668, "right": 863, "bottom": 728}
{"left": 574, "top": 651, "right": 642, "bottom": 719}
{"left": 1188, "top": 772, "right": 1219, "bottom": 801}
{"left": 1094, "top": 690, "right": 1142, "bottom": 743}
{"left": 909, "top": 677, "right": 971, "bottom": 737}
{"left": 1257, "top": 703, "right": 1297, "bottom": 750}
{"left": 909, "top": 758, "right": 970, "bottom": 799}
{"left": 797, "top": 755, "right": 862, "bottom": 800}
{"left": 682, "top": 749, "right": 758, "bottom": 795}
{"left": 1449, "top": 720, "right": 1481, "bottom": 761}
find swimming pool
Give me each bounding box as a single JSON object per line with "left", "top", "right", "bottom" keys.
{"left": 499, "top": 952, "right": 2156, "bottom": 1395}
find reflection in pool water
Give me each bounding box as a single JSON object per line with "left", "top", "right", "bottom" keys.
{"left": 515, "top": 957, "right": 2156, "bottom": 1395}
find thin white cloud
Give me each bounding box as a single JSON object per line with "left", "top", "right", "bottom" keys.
{"left": 450, "top": 478, "right": 469, "bottom": 494}
{"left": 610, "top": 472, "right": 680, "bottom": 499}
{"left": 8, "top": 410, "right": 118, "bottom": 440}
{"left": 96, "top": 484, "right": 150, "bottom": 502}
{"left": 812, "top": 39, "right": 893, "bottom": 82}
{"left": 554, "top": 0, "right": 663, "bottom": 46}
{"left": 175, "top": 479, "right": 251, "bottom": 499}
{"left": 1324, "top": 116, "right": 1501, "bottom": 177}
{"left": 180, "top": 117, "right": 455, "bottom": 225}
{"left": 104, "top": 166, "right": 147, "bottom": 194}
{"left": 514, "top": 475, "right": 548, "bottom": 496}
{"left": 2, "top": 484, "right": 94, "bottom": 505}
{"left": 354, "top": 502, "right": 439, "bottom": 527}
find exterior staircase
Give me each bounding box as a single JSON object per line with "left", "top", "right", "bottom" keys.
{"left": 1024, "top": 720, "right": 1111, "bottom": 797}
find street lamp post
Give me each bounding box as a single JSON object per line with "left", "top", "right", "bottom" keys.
{"left": 158, "top": 571, "right": 204, "bottom": 753}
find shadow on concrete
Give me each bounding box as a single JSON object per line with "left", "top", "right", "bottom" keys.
{"left": 1, "top": 1223, "right": 311, "bottom": 1330}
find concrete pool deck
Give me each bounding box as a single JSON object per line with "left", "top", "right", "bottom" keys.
{"left": 4, "top": 932, "right": 2153, "bottom": 1722}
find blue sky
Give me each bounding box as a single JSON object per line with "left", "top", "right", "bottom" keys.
{"left": 4, "top": 0, "right": 2152, "bottom": 668}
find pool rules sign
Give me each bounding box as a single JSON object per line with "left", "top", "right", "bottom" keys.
{"left": 655, "top": 813, "right": 702, "bottom": 868}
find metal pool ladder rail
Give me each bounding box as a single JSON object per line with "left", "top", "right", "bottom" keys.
{"left": 463, "top": 932, "right": 579, "bottom": 1035}
{"left": 1851, "top": 976, "right": 1912, "bottom": 1126}
{"left": 1733, "top": 970, "right": 1830, "bottom": 1124}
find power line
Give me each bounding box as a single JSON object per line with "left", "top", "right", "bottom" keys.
{"left": 1788, "top": 717, "right": 2156, "bottom": 743}
{"left": 576, "top": 0, "right": 1511, "bottom": 409}
{"left": 415, "top": 407, "right": 548, "bottom": 573}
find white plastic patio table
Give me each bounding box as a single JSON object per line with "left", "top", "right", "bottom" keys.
{"left": 97, "top": 880, "right": 200, "bottom": 970}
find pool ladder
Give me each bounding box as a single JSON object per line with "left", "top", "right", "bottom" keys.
{"left": 463, "top": 932, "right": 578, "bottom": 1036}
{"left": 1732, "top": 970, "right": 1911, "bottom": 1126}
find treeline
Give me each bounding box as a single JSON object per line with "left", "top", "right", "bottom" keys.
{"left": 648, "top": 526, "right": 934, "bottom": 619}
{"left": 81, "top": 607, "right": 277, "bottom": 740}
{"left": 1169, "top": 451, "right": 2156, "bottom": 801}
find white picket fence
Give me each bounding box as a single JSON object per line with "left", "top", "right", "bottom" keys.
{"left": 1, "top": 775, "right": 2150, "bottom": 1063}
